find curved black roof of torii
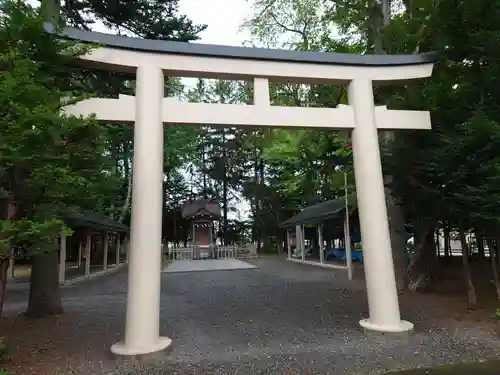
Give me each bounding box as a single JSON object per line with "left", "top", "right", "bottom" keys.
{"left": 44, "top": 23, "right": 438, "bottom": 67}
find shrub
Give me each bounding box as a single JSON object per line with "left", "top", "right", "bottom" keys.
{"left": 0, "top": 336, "right": 9, "bottom": 364}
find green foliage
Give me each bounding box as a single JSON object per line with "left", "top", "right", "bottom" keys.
{"left": 384, "top": 0, "right": 500, "bottom": 234}
{"left": 0, "top": 221, "right": 13, "bottom": 261}
{"left": 0, "top": 0, "right": 207, "bottom": 262}
{"left": 261, "top": 129, "right": 352, "bottom": 200}
{"left": 165, "top": 126, "right": 198, "bottom": 174}
{"left": 221, "top": 0, "right": 500, "bottom": 263}
{"left": 0, "top": 336, "right": 9, "bottom": 364}
{"left": 9, "top": 219, "right": 72, "bottom": 255}
{"left": 61, "top": 0, "right": 206, "bottom": 41}
{"left": 0, "top": 1, "right": 111, "bottom": 253}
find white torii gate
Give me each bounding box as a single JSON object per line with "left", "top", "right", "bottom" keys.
{"left": 48, "top": 24, "right": 436, "bottom": 357}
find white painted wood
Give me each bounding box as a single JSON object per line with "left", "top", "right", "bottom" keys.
{"left": 318, "top": 224, "right": 324, "bottom": 264}
{"left": 65, "top": 97, "right": 431, "bottom": 131}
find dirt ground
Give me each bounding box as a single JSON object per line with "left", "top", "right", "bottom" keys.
{"left": 383, "top": 360, "right": 500, "bottom": 374}
{"left": 0, "top": 257, "right": 499, "bottom": 375}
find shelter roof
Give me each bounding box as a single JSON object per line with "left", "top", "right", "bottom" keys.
{"left": 279, "top": 196, "right": 357, "bottom": 228}
{"left": 66, "top": 211, "right": 129, "bottom": 233}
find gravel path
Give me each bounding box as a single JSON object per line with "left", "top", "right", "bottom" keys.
{"left": 2, "top": 257, "right": 500, "bottom": 375}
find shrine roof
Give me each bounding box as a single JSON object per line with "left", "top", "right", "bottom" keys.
{"left": 181, "top": 200, "right": 222, "bottom": 218}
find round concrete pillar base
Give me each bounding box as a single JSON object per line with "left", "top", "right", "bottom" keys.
{"left": 111, "top": 336, "right": 172, "bottom": 357}
{"left": 359, "top": 318, "right": 414, "bottom": 338}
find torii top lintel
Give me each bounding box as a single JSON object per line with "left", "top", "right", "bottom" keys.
{"left": 44, "top": 23, "right": 438, "bottom": 84}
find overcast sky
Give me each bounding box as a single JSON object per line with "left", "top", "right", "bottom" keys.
{"left": 179, "top": 0, "right": 251, "bottom": 46}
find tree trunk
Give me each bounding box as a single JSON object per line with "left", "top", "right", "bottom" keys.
{"left": 252, "top": 151, "right": 260, "bottom": 251}
{"left": 487, "top": 237, "right": 500, "bottom": 303}
{"left": 459, "top": 230, "right": 477, "bottom": 310}
{"left": 222, "top": 131, "right": 228, "bottom": 246}
{"left": 0, "top": 259, "right": 9, "bottom": 316}
{"left": 369, "top": 0, "right": 408, "bottom": 291}
{"left": 435, "top": 228, "right": 440, "bottom": 258}
{"left": 282, "top": 230, "right": 287, "bottom": 255}
{"left": 276, "top": 234, "right": 283, "bottom": 255}
{"left": 0, "top": 201, "right": 16, "bottom": 316}
{"left": 256, "top": 157, "right": 265, "bottom": 253}
{"left": 118, "top": 165, "right": 132, "bottom": 224}
{"left": 202, "top": 135, "right": 207, "bottom": 195}
{"left": 41, "top": 0, "right": 61, "bottom": 24}
{"left": 444, "top": 225, "right": 451, "bottom": 258}
{"left": 385, "top": 184, "right": 409, "bottom": 291}
{"left": 25, "top": 251, "right": 63, "bottom": 318}
{"left": 173, "top": 214, "right": 177, "bottom": 248}
{"left": 476, "top": 231, "right": 485, "bottom": 260}
{"left": 407, "top": 224, "right": 438, "bottom": 292}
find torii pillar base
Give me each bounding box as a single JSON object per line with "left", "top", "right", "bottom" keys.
{"left": 360, "top": 318, "right": 414, "bottom": 339}
{"left": 111, "top": 337, "right": 173, "bottom": 358}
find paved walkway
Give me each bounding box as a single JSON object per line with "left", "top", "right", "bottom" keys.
{"left": 5, "top": 263, "right": 123, "bottom": 293}
{"left": 1, "top": 258, "right": 500, "bottom": 374}
{"left": 163, "top": 259, "right": 257, "bottom": 273}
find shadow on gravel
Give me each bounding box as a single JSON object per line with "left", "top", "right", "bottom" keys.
{"left": 383, "top": 360, "right": 500, "bottom": 374}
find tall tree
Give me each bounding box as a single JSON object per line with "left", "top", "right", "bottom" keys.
{"left": 40, "top": 0, "right": 206, "bottom": 41}
{"left": 0, "top": 0, "right": 113, "bottom": 316}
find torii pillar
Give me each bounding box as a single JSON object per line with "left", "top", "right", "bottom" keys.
{"left": 348, "top": 79, "right": 412, "bottom": 333}
{"left": 110, "top": 65, "right": 172, "bottom": 356}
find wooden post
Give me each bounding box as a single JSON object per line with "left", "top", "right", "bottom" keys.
{"left": 7, "top": 248, "right": 14, "bottom": 279}
{"left": 125, "top": 236, "right": 130, "bottom": 263}
{"left": 318, "top": 224, "right": 324, "bottom": 264}
{"left": 103, "top": 232, "right": 109, "bottom": 270}
{"left": 287, "top": 230, "right": 292, "bottom": 259}
{"left": 85, "top": 234, "right": 91, "bottom": 276}
{"left": 209, "top": 225, "right": 213, "bottom": 259}
{"left": 301, "top": 225, "right": 305, "bottom": 261}
{"left": 77, "top": 241, "right": 82, "bottom": 268}
{"left": 161, "top": 243, "right": 165, "bottom": 267}
{"left": 116, "top": 234, "right": 120, "bottom": 266}
{"left": 344, "top": 172, "right": 353, "bottom": 280}
{"left": 59, "top": 234, "right": 67, "bottom": 284}
{"left": 344, "top": 214, "right": 353, "bottom": 281}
